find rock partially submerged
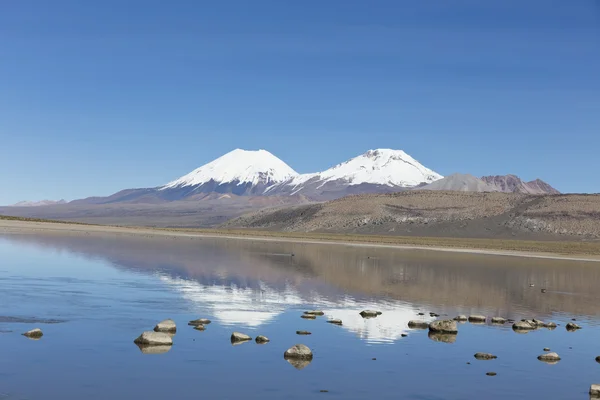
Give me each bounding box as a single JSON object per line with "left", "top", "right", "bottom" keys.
{"left": 408, "top": 320, "right": 430, "bottom": 329}
{"left": 359, "top": 310, "right": 381, "bottom": 318}
{"left": 429, "top": 320, "right": 458, "bottom": 334}
{"left": 512, "top": 320, "right": 537, "bottom": 331}
{"left": 491, "top": 317, "right": 506, "bottom": 324}
{"left": 566, "top": 322, "right": 581, "bottom": 331}
{"left": 474, "top": 353, "right": 497, "bottom": 360}
{"left": 591, "top": 384, "right": 600, "bottom": 398}
{"left": 469, "top": 315, "right": 486, "bottom": 323}
{"left": 193, "top": 325, "right": 206, "bottom": 331}
{"left": 301, "top": 314, "right": 317, "bottom": 320}
{"left": 22, "top": 328, "right": 43, "bottom": 339}
{"left": 454, "top": 315, "right": 468, "bottom": 322}
{"left": 486, "top": 372, "right": 497, "bottom": 376}
{"left": 255, "top": 335, "right": 270, "bottom": 344}
{"left": 304, "top": 310, "right": 324, "bottom": 316}
{"left": 231, "top": 332, "right": 252, "bottom": 342}
{"left": 134, "top": 331, "right": 173, "bottom": 346}
{"left": 154, "top": 319, "right": 176, "bottom": 333}
{"left": 327, "top": 319, "right": 343, "bottom": 325}
{"left": 284, "top": 344, "right": 313, "bottom": 360}
{"left": 296, "top": 330, "right": 312, "bottom": 335}
{"left": 188, "top": 318, "right": 211, "bottom": 326}
{"left": 538, "top": 352, "right": 561, "bottom": 362}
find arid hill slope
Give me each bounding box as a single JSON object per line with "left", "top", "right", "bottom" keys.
{"left": 223, "top": 191, "right": 600, "bottom": 240}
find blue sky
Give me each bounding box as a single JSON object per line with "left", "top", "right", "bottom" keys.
{"left": 1, "top": 0, "right": 599, "bottom": 204}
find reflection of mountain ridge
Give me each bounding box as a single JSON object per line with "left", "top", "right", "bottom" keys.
{"left": 2, "top": 233, "right": 600, "bottom": 325}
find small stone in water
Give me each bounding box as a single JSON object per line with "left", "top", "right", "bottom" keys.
{"left": 486, "top": 372, "right": 497, "bottom": 376}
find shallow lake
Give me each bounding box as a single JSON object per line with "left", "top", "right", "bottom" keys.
{"left": 1, "top": 232, "right": 600, "bottom": 399}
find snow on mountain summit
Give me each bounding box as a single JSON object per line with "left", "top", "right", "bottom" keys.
{"left": 162, "top": 149, "right": 298, "bottom": 189}
{"left": 314, "top": 149, "right": 442, "bottom": 187}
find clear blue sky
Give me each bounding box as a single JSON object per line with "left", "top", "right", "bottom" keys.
{"left": 1, "top": 0, "right": 599, "bottom": 204}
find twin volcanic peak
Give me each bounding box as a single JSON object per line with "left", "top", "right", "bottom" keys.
{"left": 67, "top": 148, "right": 558, "bottom": 206}
{"left": 158, "top": 148, "right": 442, "bottom": 200}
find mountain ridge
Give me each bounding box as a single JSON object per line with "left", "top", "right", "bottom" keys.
{"left": 73, "top": 148, "right": 443, "bottom": 204}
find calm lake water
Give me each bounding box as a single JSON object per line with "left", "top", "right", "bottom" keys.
{"left": 1, "top": 233, "right": 600, "bottom": 399}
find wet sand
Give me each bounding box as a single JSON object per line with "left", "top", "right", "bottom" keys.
{"left": 1, "top": 219, "right": 599, "bottom": 263}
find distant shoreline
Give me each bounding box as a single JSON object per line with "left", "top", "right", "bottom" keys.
{"left": 1, "top": 218, "right": 599, "bottom": 263}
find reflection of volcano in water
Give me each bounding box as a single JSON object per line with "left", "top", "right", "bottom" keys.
{"left": 322, "top": 302, "right": 433, "bottom": 344}
{"left": 159, "top": 274, "right": 305, "bottom": 327}
{"left": 159, "top": 274, "right": 428, "bottom": 343}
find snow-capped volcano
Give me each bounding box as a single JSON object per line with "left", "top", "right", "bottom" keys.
{"left": 266, "top": 149, "right": 442, "bottom": 200}
{"left": 72, "top": 147, "right": 442, "bottom": 204}
{"left": 162, "top": 149, "right": 298, "bottom": 189}
{"left": 315, "top": 149, "right": 441, "bottom": 187}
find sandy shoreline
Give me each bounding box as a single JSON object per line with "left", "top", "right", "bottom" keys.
{"left": 1, "top": 219, "right": 599, "bottom": 263}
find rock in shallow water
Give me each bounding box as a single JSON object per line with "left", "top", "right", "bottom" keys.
{"left": 193, "top": 325, "right": 206, "bottom": 331}
{"left": 429, "top": 320, "right": 458, "bottom": 334}
{"left": 327, "top": 319, "right": 342, "bottom": 325}
{"left": 231, "top": 332, "right": 252, "bottom": 342}
{"left": 304, "top": 310, "right": 324, "bottom": 316}
{"left": 301, "top": 314, "right": 317, "bottom": 320}
{"left": 474, "top": 353, "right": 497, "bottom": 360}
{"left": 154, "top": 319, "right": 176, "bottom": 333}
{"left": 22, "top": 328, "right": 43, "bottom": 339}
{"left": 359, "top": 310, "right": 381, "bottom": 318}
{"left": 591, "top": 384, "right": 600, "bottom": 397}
{"left": 284, "top": 344, "right": 313, "bottom": 360}
{"left": 408, "top": 320, "right": 430, "bottom": 329}
{"left": 566, "top": 322, "right": 581, "bottom": 331}
{"left": 454, "top": 315, "right": 468, "bottom": 322}
{"left": 296, "top": 331, "right": 312, "bottom": 335}
{"left": 486, "top": 372, "right": 497, "bottom": 376}
{"left": 512, "top": 320, "right": 537, "bottom": 331}
{"left": 255, "top": 335, "right": 270, "bottom": 344}
{"left": 538, "top": 352, "right": 561, "bottom": 362}
{"left": 491, "top": 317, "right": 506, "bottom": 324}
{"left": 188, "top": 318, "right": 211, "bottom": 326}
{"left": 134, "top": 331, "right": 173, "bottom": 346}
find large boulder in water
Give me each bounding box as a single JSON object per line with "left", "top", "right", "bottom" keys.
{"left": 284, "top": 344, "right": 313, "bottom": 360}
{"left": 134, "top": 331, "right": 173, "bottom": 346}
{"left": 154, "top": 319, "right": 176, "bottom": 333}
{"left": 429, "top": 320, "right": 458, "bottom": 334}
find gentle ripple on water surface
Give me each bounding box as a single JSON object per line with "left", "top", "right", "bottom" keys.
{"left": 1, "top": 233, "right": 600, "bottom": 399}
